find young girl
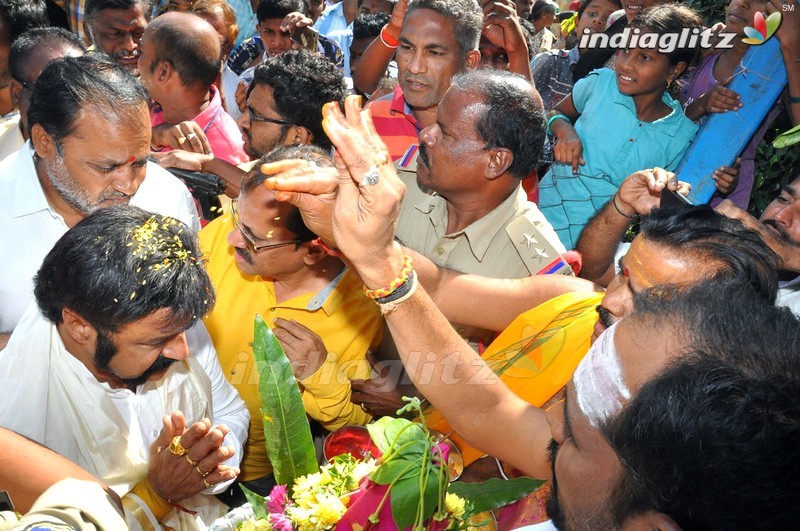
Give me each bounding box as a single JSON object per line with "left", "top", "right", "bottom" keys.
{"left": 681, "top": 0, "right": 800, "bottom": 209}
{"left": 531, "top": 0, "right": 622, "bottom": 112}
{"left": 538, "top": 3, "right": 702, "bottom": 249}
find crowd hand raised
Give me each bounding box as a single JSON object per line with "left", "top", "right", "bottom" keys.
{"left": 281, "top": 11, "right": 313, "bottom": 32}
{"left": 152, "top": 121, "right": 212, "bottom": 155}
{"left": 273, "top": 318, "right": 328, "bottom": 381}
{"left": 261, "top": 158, "right": 340, "bottom": 244}
{"left": 712, "top": 157, "right": 741, "bottom": 195}
{"left": 147, "top": 411, "right": 239, "bottom": 503}
{"left": 699, "top": 82, "right": 742, "bottom": 114}
{"left": 151, "top": 149, "right": 213, "bottom": 172}
{"left": 616, "top": 167, "right": 688, "bottom": 215}
{"left": 383, "top": 0, "right": 409, "bottom": 41}
{"left": 480, "top": 0, "right": 526, "bottom": 57}
{"left": 319, "top": 96, "right": 406, "bottom": 280}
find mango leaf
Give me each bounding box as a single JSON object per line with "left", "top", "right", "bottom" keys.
{"left": 449, "top": 477, "right": 545, "bottom": 515}
{"left": 252, "top": 315, "right": 319, "bottom": 486}
{"left": 773, "top": 124, "right": 800, "bottom": 149}
{"left": 370, "top": 457, "right": 422, "bottom": 485}
{"left": 239, "top": 485, "right": 268, "bottom": 520}
{"left": 366, "top": 416, "right": 427, "bottom": 459}
{"left": 391, "top": 469, "right": 444, "bottom": 529}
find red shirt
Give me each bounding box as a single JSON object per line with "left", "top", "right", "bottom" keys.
{"left": 366, "top": 85, "right": 422, "bottom": 162}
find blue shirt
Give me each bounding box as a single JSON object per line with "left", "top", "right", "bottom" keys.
{"left": 538, "top": 68, "right": 698, "bottom": 248}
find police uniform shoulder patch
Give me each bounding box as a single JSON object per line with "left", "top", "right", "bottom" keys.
{"left": 506, "top": 216, "right": 574, "bottom": 276}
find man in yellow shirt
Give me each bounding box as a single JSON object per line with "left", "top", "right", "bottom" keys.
{"left": 200, "top": 144, "right": 383, "bottom": 504}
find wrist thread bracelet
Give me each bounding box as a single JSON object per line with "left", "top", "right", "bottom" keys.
{"left": 547, "top": 114, "right": 571, "bottom": 136}
{"left": 363, "top": 255, "right": 413, "bottom": 299}
{"left": 375, "top": 271, "right": 418, "bottom": 315}
{"left": 379, "top": 24, "right": 399, "bottom": 49}
{"left": 789, "top": 95, "right": 800, "bottom": 104}
{"left": 612, "top": 194, "right": 638, "bottom": 220}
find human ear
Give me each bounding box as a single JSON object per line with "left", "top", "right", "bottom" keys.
{"left": 30, "top": 124, "right": 56, "bottom": 159}
{"left": 485, "top": 147, "right": 513, "bottom": 180}
{"left": 465, "top": 49, "right": 481, "bottom": 69}
{"left": 290, "top": 125, "right": 313, "bottom": 145}
{"left": 302, "top": 240, "right": 331, "bottom": 266}
{"left": 61, "top": 308, "right": 97, "bottom": 346}
{"left": 667, "top": 61, "right": 687, "bottom": 86}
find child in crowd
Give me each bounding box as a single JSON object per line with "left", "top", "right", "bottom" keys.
{"left": 680, "top": 0, "right": 800, "bottom": 209}
{"left": 538, "top": 3, "right": 701, "bottom": 248}
{"left": 531, "top": 0, "right": 622, "bottom": 112}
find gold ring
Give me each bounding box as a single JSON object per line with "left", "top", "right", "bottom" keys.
{"left": 185, "top": 455, "right": 198, "bottom": 466}
{"left": 195, "top": 465, "right": 210, "bottom": 478}
{"left": 373, "top": 151, "right": 390, "bottom": 167}
{"left": 203, "top": 478, "right": 214, "bottom": 489}
{"left": 169, "top": 436, "right": 189, "bottom": 456}
{"left": 156, "top": 446, "right": 163, "bottom": 454}
{"left": 361, "top": 402, "right": 368, "bottom": 411}
{"left": 177, "top": 136, "right": 187, "bottom": 145}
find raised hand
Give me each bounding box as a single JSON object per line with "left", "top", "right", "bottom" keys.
{"left": 151, "top": 121, "right": 212, "bottom": 154}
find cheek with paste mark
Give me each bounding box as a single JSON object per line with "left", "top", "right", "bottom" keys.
{"left": 129, "top": 156, "right": 136, "bottom": 164}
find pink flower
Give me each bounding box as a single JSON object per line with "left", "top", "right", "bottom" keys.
{"left": 267, "top": 484, "right": 289, "bottom": 514}
{"left": 269, "top": 512, "right": 293, "bottom": 531}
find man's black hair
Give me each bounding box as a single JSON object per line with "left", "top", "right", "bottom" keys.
{"left": 0, "top": 0, "right": 47, "bottom": 44}
{"left": 406, "top": 0, "right": 482, "bottom": 57}
{"left": 449, "top": 69, "right": 546, "bottom": 179}
{"left": 9, "top": 26, "right": 86, "bottom": 84}
{"left": 603, "top": 283, "right": 800, "bottom": 529}
{"left": 250, "top": 49, "right": 346, "bottom": 151}
{"left": 352, "top": 11, "right": 390, "bottom": 41}
{"left": 639, "top": 205, "right": 780, "bottom": 304}
{"left": 241, "top": 144, "right": 333, "bottom": 243}
{"left": 28, "top": 54, "right": 148, "bottom": 142}
{"left": 34, "top": 205, "right": 215, "bottom": 334}
{"left": 256, "top": 0, "right": 306, "bottom": 23}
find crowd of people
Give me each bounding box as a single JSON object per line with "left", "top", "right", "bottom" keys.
{"left": 0, "top": 0, "right": 798, "bottom": 529}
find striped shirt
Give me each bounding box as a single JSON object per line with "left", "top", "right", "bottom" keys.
{"left": 366, "top": 84, "right": 422, "bottom": 162}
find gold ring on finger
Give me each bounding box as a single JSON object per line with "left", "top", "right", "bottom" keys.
{"left": 185, "top": 455, "right": 198, "bottom": 466}
{"left": 177, "top": 136, "right": 187, "bottom": 145}
{"left": 195, "top": 465, "right": 210, "bottom": 478}
{"left": 203, "top": 478, "right": 214, "bottom": 489}
{"left": 169, "top": 436, "right": 189, "bottom": 456}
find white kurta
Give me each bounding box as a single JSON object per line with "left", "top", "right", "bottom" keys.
{"left": 0, "top": 141, "right": 201, "bottom": 334}
{"left": 0, "top": 306, "right": 249, "bottom": 529}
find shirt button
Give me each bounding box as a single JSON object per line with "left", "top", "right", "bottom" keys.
{"left": 629, "top": 138, "right": 634, "bottom": 142}
{"left": 457, "top": 328, "right": 467, "bottom": 337}
{"left": 436, "top": 247, "right": 444, "bottom": 256}
{"left": 269, "top": 307, "right": 276, "bottom": 312}
{"left": 152, "top": 430, "right": 159, "bottom": 437}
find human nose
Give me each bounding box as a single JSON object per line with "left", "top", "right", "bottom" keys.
{"left": 121, "top": 32, "right": 136, "bottom": 52}
{"left": 773, "top": 203, "right": 796, "bottom": 228}
{"left": 419, "top": 124, "right": 438, "bottom": 147}
{"left": 162, "top": 333, "right": 189, "bottom": 361}
{"left": 545, "top": 399, "right": 568, "bottom": 445}
{"left": 406, "top": 50, "right": 426, "bottom": 75}
{"left": 227, "top": 226, "right": 246, "bottom": 248}
{"left": 601, "top": 276, "right": 630, "bottom": 322}
{"left": 113, "top": 169, "right": 143, "bottom": 197}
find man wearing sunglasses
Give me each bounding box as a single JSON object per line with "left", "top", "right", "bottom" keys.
{"left": 151, "top": 48, "right": 345, "bottom": 198}
{"left": 196, "top": 144, "right": 383, "bottom": 507}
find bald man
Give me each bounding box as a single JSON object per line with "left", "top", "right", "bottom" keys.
{"left": 139, "top": 11, "right": 248, "bottom": 166}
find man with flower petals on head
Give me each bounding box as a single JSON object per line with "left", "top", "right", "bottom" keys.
{"left": 0, "top": 54, "right": 198, "bottom": 351}
{"left": 0, "top": 205, "right": 249, "bottom": 529}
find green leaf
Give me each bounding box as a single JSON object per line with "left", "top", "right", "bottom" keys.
{"left": 252, "top": 315, "right": 319, "bottom": 487}
{"left": 773, "top": 124, "right": 800, "bottom": 149}
{"left": 390, "top": 470, "right": 444, "bottom": 529}
{"left": 367, "top": 416, "right": 427, "bottom": 459}
{"left": 448, "top": 477, "right": 546, "bottom": 515}
{"left": 239, "top": 485, "right": 267, "bottom": 520}
{"left": 370, "top": 457, "right": 421, "bottom": 485}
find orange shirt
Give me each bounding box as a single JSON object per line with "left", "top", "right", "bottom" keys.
{"left": 366, "top": 85, "right": 422, "bottom": 162}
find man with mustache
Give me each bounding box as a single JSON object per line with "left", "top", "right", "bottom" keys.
{"left": 271, "top": 101, "right": 800, "bottom": 528}
{"left": 0, "top": 205, "right": 249, "bottom": 529}
{"left": 198, "top": 144, "right": 382, "bottom": 506}
{"left": 0, "top": 54, "right": 199, "bottom": 350}
{"left": 84, "top": 0, "right": 150, "bottom": 76}
{"left": 578, "top": 168, "right": 800, "bottom": 316}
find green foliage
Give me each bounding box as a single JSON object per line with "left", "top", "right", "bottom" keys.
{"left": 252, "top": 315, "right": 319, "bottom": 487}
{"left": 240, "top": 485, "right": 268, "bottom": 520}
{"left": 683, "top": 0, "right": 728, "bottom": 24}
{"left": 751, "top": 112, "right": 800, "bottom": 216}
{"left": 448, "top": 478, "right": 546, "bottom": 515}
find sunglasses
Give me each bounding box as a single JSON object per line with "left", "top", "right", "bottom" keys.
{"left": 231, "top": 200, "right": 302, "bottom": 253}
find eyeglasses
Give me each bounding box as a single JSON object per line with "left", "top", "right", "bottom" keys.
{"left": 248, "top": 108, "right": 294, "bottom": 127}
{"left": 231, "top": 199, "right": 302, "bottom": 253}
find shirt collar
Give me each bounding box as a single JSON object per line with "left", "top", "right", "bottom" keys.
{"left": 414, "top": 185, "right": 527, "bottom": 262}
{"left": 306, "top": 268, "right": 348, "bottom": 315}
{"left": 567, "top": 46, "right": 580, "bottom": 66}
{"left": 8, "top": 141, "right": 56, "bottom": 219}
{"left": 391, "top": 85, "right": 423, "bottom": 131}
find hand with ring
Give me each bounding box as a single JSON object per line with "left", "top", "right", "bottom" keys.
{"left": 151, "top": 121, "right": 212, "bottom": 154}
{"left": 147, "top": 411, "right": 240, "bottom": 502}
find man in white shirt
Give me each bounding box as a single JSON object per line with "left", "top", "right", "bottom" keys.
{"left": 0, "top": 205, "right": 248, "bottom": 529}
{"left": 0, "top": 54, "right": 199, "bottom": 349}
